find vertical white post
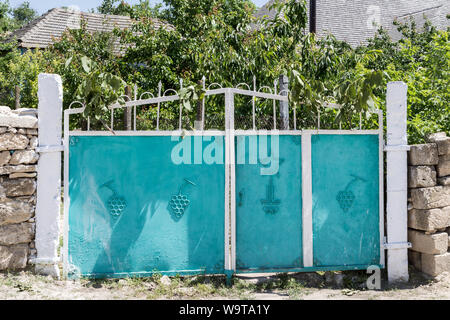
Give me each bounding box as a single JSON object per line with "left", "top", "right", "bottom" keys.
{"left": 301, "top": 132, "right": 313, "bottom": 268}
{"left": 35, "top": 74, "right": 63, "bottom": 278}
{"left": 224, "top": 89, "right": 236, "bottom": 273}
{"left": 386, "top": 81, "right": 409, "bottom": 283}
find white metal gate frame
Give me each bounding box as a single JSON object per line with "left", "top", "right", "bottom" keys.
{"left": 49, "top": 77, "right": 409, "bottom": 281}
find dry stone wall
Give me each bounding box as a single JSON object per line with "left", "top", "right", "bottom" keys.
{"left": 0, "top": 106, "right": 38, "bottom": 271}
{"left": 408, "top": 132, "right": 450, "bottom": 277}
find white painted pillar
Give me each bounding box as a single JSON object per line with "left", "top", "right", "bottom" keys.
{"left": 301, "top": 132, "right": 313, "bottom": 268}
{"left": 34, "top": 74, "right": 63, "bottom": 278}
{"left": 385, "top": 81, "right": 410, "bottom": 283}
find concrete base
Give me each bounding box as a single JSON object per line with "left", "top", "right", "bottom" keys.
{"left": 35, "top": 263, "right": 60, "bottom": 279}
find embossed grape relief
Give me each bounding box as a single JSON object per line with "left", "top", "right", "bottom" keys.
{"left": 101, "top": 180, "right": 127, "bottom": 217}
{"left": 170, "top": 179, "right": 196, "bottom": 219}
{"left": 336, "top": 175, "right": 366, "bottom": 213}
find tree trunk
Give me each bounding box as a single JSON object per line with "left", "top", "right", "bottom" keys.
{"left": 279, "top": 75, "right": 289, "bottom": 130}
{"left": 195, "top": 80, "right": 203, "bottom": 130}
{"left": 124, "top": 86, "right": 132, "bottom": 130}
{"left": 14, "top": 86, "right": 21, "bottom": 110}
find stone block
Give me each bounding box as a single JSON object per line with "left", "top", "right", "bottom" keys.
{"left": 408, "top": 207, "right": 450, "bottom": 232}
{"left": 1, "top": 178, "right": 36, "bottom": 197}
{"left": 408, "top": 166, "right": 437, "bottom": 188}
{"left": 426, "top": 132, "right": 447, "bottom": 143}
{"left": 0, "top": 106, "right": 37, "bottom": 129}
{"left": 438, "top": 176, "right": 450, "bottom": 186}
{"left": 411, "top": 186, "right": 450, "bottom": 209}
{"left": 0, "top": 133, "right": 29, "bottom": 151}
{"left": 15, "top": 195, "right": 36, "bottom": 206}
{"left": 437, "top": 154, "right": 450, "bottom": 177}
{"left": 26, "top": 129, "right": 38, "bottom": 136}
{"left": 0, "top": 165, "right": 36, "bottom": 175}
{"left": 0, "top": 222, "right": 34, "bottom": 245}
{"left": 421, "top": 252, "right": 450, "bottom": 277}
{"left": 0, "top": 197, "right": 34, "bottom": 226}
{"left": 408, "top": 229, "right": 448, "bottom": 255}
{"left": 408, "top": 250, "right": 422, "bottom": 270}
{"left": 9, "top": 150, "right": 39, "bottom": 165}
{"left": 0, "top": 244, "right": 28, "bottom": 270}
{"left": 436, "top": 138, "right": 450, "bottom": 156}
{"left": 0, "top": 151, "right": 10, "bottom": 166}
{"left": 9, "top": 172, "right": 37, "bottom": 179}
{"left": 29, "top": 136, "right": 38, "bottom": 149}
{"left": 409, "top": 144, "right": 439, "bottom": 166}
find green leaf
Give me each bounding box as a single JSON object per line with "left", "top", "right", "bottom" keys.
{"left": 65, "top": 57, "right": 73, "bottom": 69}
{"left": 182, "top": 100, "right": 192, "bottom": 111}
{"left": 367, "top": 95, "right": 375, "bottom": 111}
{"left": 81, "top": 56, "right": 92, "bottom": 73}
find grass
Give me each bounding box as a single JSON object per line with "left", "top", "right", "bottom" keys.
{"left": 71, "top": 272, "right": 312, "bottom": 300}
{"left": 0, "top": 266, "right": 439, "bottom": 300}
{"left": 93, "top": 271, "right": 357, "bottom": 299}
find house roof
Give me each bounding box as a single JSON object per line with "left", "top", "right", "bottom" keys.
{"left": 254, "top": 0, "right": 449, "bottom": 47}
{"left": 254, "top": 0, "right": 279, "bottom": 20}
{"left": 7, "top": 8, "right": 171, "bottom": 53}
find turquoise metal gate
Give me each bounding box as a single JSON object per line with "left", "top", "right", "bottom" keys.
{"left": 235, "top": 134, "right": 303, "bottom": 272}
{"left": 63, "top": 82, "right": 384, "bottom": 280}
{"left": 66, "top": 135, "right": 225, "bottom": 278}
{"left": 233, "top": 132, "right": 383, "bottom": 274}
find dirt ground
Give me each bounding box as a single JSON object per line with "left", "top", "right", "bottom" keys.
{"left": 0, "top": 267, "right": 449, "bottom": 300}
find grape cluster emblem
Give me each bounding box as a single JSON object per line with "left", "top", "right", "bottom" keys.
{"left": 336, "top": 175, "right": 366, "bottom": 213}
{"left": 170, "top": 179, "right": 196, "bottom": 219}
{"left": 101, "top": 180, "right": 127, "bottom": 217}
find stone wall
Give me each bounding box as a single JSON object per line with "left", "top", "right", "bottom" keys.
{"left": 408, "top": 132, "right": 450, "bottom": 276}
{"left": 0, "top": 106, "right": 38, "bottom": 271}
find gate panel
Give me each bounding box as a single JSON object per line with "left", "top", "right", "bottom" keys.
{"left": 235, "top": 135, "right": 302, "bottom": 272}
{"left": 311, "top": 134, "right": 381, "bottom": 268}
{"left": 67, "top": 135, "right": 225, "bottom": 278}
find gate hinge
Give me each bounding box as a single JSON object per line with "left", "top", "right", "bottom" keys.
{"left": 384, "top": 144, "right": 410, "bottom": 152}
{"left": 36, "top": 141, "right": 64, "bottom": 153}
{"left": 29, "top": 257, "right": 61, "bottom": 265}
{"left": 383, "top": 239, "right": 412, "bottom": 250}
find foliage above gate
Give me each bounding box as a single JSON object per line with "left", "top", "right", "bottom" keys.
{"left": 65, "top": 55, "right": 126, "bottom": 128}
{"left": 0, "top": 1, "right": 448, "bottom": 141}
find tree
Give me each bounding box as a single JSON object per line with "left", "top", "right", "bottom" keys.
{"left": 0, "top": 0, "right": 447, "bottom": 142}
{"left": 11, "top": 1, "right": 37, "bottom": 26}
{"left": 0, "top": 0, "right": 14, "bottom": 33}
{"left": 0, "top": 1, "right": 37, "bottom": 33}
{"left": 364, "top": 18, "right": 450, "bottom": 143}
{"left": 97, "top": 0, "right": 133, "bottom": 16}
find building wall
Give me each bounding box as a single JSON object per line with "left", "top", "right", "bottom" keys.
{"left": 315, "top": 0, "right": 449, "bottom": 47}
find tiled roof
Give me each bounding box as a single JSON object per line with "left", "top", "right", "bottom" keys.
{"left": 255, "top": 0, "right": 449, "bottom": 47}
{"left": 254, "top": 0, "right": 278, "bottom": 20}
{"left": 7, "top": 8, "right": 172, "bottom": 54}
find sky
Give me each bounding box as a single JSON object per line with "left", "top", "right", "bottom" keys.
{"left": 7, "top": 0, "right": 268, "bottom": 14}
